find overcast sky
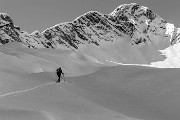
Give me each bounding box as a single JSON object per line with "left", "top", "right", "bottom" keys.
{"left": 0, "top": 0, "right": 180, "bottom": 33}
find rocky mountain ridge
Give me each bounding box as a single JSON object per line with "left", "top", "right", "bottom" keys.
{"left": 0, "top": 3, "right": 180, "bottom": 57}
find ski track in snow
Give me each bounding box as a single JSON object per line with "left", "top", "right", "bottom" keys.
{"left": 0, "top": 82, "right": 56, "bottom": 98}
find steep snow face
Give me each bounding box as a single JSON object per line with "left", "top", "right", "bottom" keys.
{"left": 151, "top": 42, "right": 180, "bottom": 68}
{"left": 164, "top": 23, "right": 180, "bottom": 44}
{"left": 0, "top": 3, "right": 180, "bottom": 64}
{"left": 165, "top": 23, "right": 175, "bottom": 39}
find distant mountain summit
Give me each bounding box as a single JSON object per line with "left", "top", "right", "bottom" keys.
{"left": 1, "top": 3, "right": 180, "bottom": 64}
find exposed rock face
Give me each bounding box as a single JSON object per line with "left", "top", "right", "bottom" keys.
{"left": 0, "top": 13, "right": 21, "bottom": 44}
{"left": 40, "top": 3, "right": 179, "bottom": 51}
{"left": 0, "top": 3, "right": 180, "bottom": 61}
{"left": 41, "top": 4, "right": 168, "bottom": 50}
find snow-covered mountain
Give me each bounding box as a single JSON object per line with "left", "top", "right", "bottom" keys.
{"left": 0, "top": 3, "right": 180, "bottom": 64}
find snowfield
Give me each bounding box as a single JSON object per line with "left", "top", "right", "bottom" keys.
{"left": 0, "top": 42, "right": 180, "bottom": 120}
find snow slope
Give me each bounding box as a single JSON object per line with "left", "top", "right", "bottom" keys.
{"left": 151, "top": 43, "right": 180, "bottom": 68}
{"left": 66, "top": 65, "right": 180, "bottom": 120}
{"left": 0, "top": 47, "right": 180, "bottom": 120}
{"left": 0, "top": 42, "right": 103, "bottom": 76}
{"left": 0, "top": 42, "right": 142, "bottom": 120}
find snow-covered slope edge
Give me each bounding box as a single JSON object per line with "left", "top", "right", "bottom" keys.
{"left": 0, "top": 3, "right": 180, "bottom": 64}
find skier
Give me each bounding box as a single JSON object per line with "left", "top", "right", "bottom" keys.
{"left": 56, "top": 67, "right": 65, "bottom": 83}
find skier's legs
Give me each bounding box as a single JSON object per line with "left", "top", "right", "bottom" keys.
{"left": 56, "top": 71, "right": 65, "bottom": 83}
{"left": 57, "top": 74, "right": 61, "bottom": 83}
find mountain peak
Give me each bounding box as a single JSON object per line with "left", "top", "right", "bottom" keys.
{"left": 0, "top": 13, "right": 13, "bottom": 27}
{"left": 0, "top": 3, "right": 180, "bottom": 64}
{"left": 110, "top": 3, "right": 157, "bottom": 21}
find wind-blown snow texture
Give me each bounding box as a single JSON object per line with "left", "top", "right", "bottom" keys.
{"left": 0, "top": 3, "right": 180, "bottom": 64}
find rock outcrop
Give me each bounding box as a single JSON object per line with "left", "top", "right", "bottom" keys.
{"left": 0, "top": 13, "right": 21, "bottom": 44}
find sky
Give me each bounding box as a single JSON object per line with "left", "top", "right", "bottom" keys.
{"left": 0, "top": 0, "right": 180, "bottom": 33}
